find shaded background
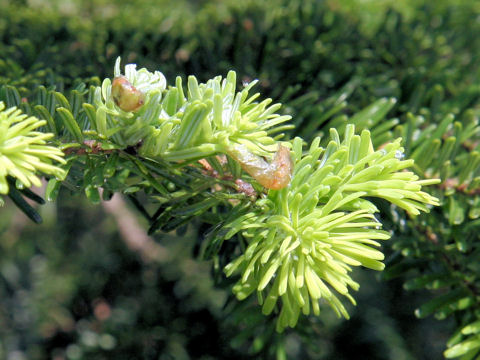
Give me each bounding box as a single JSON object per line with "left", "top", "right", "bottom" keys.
{"left": 1, "top": 0, "right": 479, "bottom": 358}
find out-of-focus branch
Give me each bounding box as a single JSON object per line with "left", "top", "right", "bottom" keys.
{"left": 101, "top": 193, "right": 169, "bottom": 263}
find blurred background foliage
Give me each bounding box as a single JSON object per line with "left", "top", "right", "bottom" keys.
{"left": 1, "top": 0, "right": 480, "bottom": 358}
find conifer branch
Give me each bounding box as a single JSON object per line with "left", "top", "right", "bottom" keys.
{"left": 0, "top": 59, "right": 440, "bottom": 333}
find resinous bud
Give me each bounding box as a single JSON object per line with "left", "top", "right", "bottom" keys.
{"left": 112, "top": 76, "right": 145, "bottom": 112}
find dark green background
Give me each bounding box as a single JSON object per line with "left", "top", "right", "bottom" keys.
{"left": 2, "top": 0, "right": 479, "bottom": 358}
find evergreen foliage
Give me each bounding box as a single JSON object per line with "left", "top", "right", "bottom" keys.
{"left": 1, "top": 0, "right": 480, "bottom": 359}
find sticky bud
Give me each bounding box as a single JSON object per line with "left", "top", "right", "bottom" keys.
{"left": 111, "top": 76, "right": 145, "bottom": 112}
{"left": 228, "top": 145, "right": 293, "bottom": 190}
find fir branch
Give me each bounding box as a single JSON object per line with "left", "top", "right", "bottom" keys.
{"left": 0, "top": 102, "right": 66, "bottom": 195}
{"left": 1, "top": 59, "right": 442, "bottom": 336}
{"left": 224, "top": 125, "right": 439, "bottom": 332}
{"left": 90, "top": 58, "right": 291, "bottom": 163}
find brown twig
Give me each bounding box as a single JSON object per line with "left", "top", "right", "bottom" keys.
{"left": 198, "top": 157, "right": 257, "bottom": 198}
{"left": 63, "top": 140, "right": 113, "bottom": 155}
{"left": 438, "top": 177, "right": 480, "bottom": 195}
